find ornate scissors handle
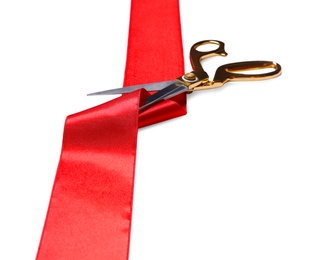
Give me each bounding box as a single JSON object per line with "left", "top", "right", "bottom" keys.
{"left": 177, "top": 40, "right": 282, "bottom": 91}
{"left": 190, "top": 40, "right": 227, "bottom": 72}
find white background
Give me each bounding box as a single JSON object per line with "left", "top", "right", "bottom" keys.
{"left": 1, "top": 0, "right": 313, "bottom": 259}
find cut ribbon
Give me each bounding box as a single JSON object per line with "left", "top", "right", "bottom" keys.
{"left": 37, "top": 0, "right": 186, "bottom": 259}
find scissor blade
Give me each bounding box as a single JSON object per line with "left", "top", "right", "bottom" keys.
{"left": 140, "top": 83, "right": 188, "bottom": 111}
{"left": 87, "top": 80, "right": 176, "bottom": 96}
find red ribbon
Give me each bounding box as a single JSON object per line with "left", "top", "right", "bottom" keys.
{"left": 126, "top": 0, "right": 186, "bottom": 127}
{"left": 37, "top": 0, "right": 186, "bottom": 259}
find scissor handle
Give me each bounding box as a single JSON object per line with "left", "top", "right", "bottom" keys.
{"left": 212, "top": 60, "right": 282, "bottom": 87}
{"left": 190, "top": 40, "right": 227, "bottom": 72}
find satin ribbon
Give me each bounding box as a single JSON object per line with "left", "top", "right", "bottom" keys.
{"left": 125, "top": 0, "right": 186, "bottom": 127}
{"left": 37, "top": 0, "right": 186, "bottom": 259}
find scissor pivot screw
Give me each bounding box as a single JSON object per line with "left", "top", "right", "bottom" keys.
{"left": 183, "top": 72, "right": 196, "bottom": 81}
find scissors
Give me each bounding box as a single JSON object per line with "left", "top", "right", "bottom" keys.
{"left": 88, "top": 40, "right": 282, "bottom": 110}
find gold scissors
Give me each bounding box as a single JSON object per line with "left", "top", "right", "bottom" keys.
{"left": 88, "top": 40, "right": 282, "bottom": 110}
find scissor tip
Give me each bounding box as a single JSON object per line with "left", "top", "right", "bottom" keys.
{"left": 87, "top": 92, "right": 98, "bottom": 96}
